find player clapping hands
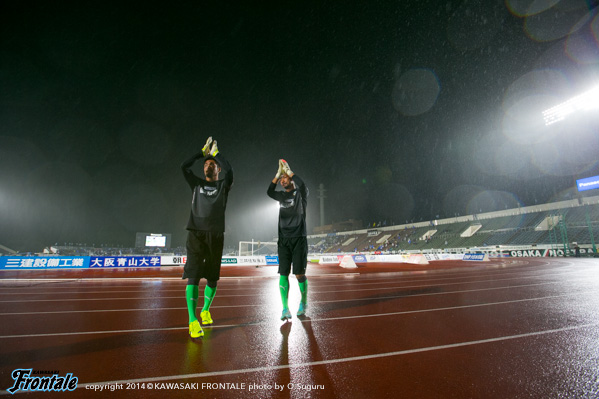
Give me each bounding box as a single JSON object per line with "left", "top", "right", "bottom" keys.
{"left": 273, "top": 159, "right": 294, "bottom": 184}
{"left": 201, "top": 137, "right": 219, "bottom": 157}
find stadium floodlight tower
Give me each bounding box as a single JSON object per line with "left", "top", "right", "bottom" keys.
{"left": 541, "top": 84, "right": 599, "bottom": 256}
{"left": 542, "top": 84, "right": 599, "bottom": 126}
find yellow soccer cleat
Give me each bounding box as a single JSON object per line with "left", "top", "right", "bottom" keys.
{"left": 189, "top": 320, "right": 204, "bottom": 338}
{"left": 200, "top": 310, "right": 213, "bottom": 325}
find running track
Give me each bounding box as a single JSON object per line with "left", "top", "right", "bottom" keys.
{"left": 1, "top": 258, "right": 599, "bottom": 398}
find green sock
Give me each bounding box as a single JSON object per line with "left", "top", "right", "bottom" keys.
{"left": 279, "top": 275, "right": 289, "bottom": 310}
{"left": 202, "top": 285, "right": 217, "bottom": 312}
{"left": 299, "top": 279, "right": 308, "bottom": 304}
{"left": 186, "top": 285, "right": 199, "bottom": 323}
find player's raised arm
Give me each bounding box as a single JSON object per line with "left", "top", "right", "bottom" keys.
{"left": 268, "top": 160, "right": 284, "bottom": 200}
{"left": 209, "top": 140, "right": 233, "bottom": 187}
{"left": 281, "top": 159, "right": 294, "bottom": 178}
{"left": 201, "top": 136, "right": 213, "bottom": 157}
{"left": 181, "top": 136, "right": 212, "bottom": 174}
{"left": 272, "top": 159, "right": 284, "bottom": 184}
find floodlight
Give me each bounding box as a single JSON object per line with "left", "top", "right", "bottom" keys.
{"left": 542, "top": 85, "right": 599, "bottom": 126}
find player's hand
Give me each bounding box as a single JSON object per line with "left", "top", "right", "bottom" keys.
{"left": 281, "top": 159, "right": 293, "bottom": 176}
{"left": 275, "top": 159, "right": 284, "bottom": 179}
{"left": 202, "top": 137, "right": 213, "bottom": 156}
{"left": 210, "top": 140, "right": 219, "bottom": 156}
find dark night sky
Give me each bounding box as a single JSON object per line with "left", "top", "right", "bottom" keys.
{"left": 1, "top": 1, "right": 599, "bottom": 252}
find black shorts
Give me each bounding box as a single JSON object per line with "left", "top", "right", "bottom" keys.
{"left": 278, "top": 236, "right": 308, "bottom": 276}
{"left": 182, "top": 230, "right": 224, "bottom": 282}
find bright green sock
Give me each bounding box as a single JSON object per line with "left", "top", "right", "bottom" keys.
{"left": 202, "top": 285, "right": 217, "bottom": 312}
{"left": 186, "top": 285, "right": 199, "bottom": 323}
{"left": 279, "top": 275, "right": 289, "bottom": 310}
{"left": 299, "top": 279, "right": 308, "bottom": 304}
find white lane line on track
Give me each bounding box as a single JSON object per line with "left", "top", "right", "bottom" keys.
{"left": 0, "top": 273, "right": 358, "bottom": 283}
{"left": 1, "top": 289, "right": 598, "bottom": 338}
{"left": 0, "top": 265, "right": 593, "bottom": 294}
{"left": 62, "top": 321, "right": 599, "bottom": 389}
{"left": 0, "top": 261, "right": 589, "bottom": 292}
{"left": 0, "top": 259, "right": 561, "bottom": 286}
{"left": 2, "top": 284, "right": 599, "bottom": 317}
{"left": 0, "top": 273, "right": 595, "bottom": 303}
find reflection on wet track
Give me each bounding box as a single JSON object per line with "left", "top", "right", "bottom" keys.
{"left": 1, "top": 258, "right": 598, "bottom": 398}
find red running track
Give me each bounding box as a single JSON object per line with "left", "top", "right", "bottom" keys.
{"left": 1, "top": 258, "right": 599, "bottom": 398}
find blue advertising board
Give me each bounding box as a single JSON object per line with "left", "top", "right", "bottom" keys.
{"left": 0, "top": 256, "right": 89, "bottom": 270}
{"left": 265, "top": 256, "right": 279, "bottom": 265}
{"left": 89, "top": 256, "right": 162, "bottom": 268}
{"left": 352, "top": 254, "right": 367, "bottom": 263}
{"left": 0, "top": 256, "right": 163, "bottom": 270}
{"left": 577, "top": 175, "right": 599, "bottom": 192}
{"left": 463, "top": 253, "right": 486, "bottom": 261}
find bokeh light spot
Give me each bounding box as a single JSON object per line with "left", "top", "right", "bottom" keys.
{"left": 466, "top": 190, "right": 523, "bottom": 214}
{"left": 505, "top": 0, "right": 561, "bottom": 17}
{"left": 592, "top": 13, "right": 599, "bottom": 43}
{"left": 524, "top": 1, "right": 592, "bottom": 42}
{"left": 502, "top": 69, "right": 569, "bottom": 114}
{"left": 392, "top": 69, "right": 440, "bottom": 116}
{"left": 502, "top": 94, "right": 556, "bottom": 144}
{"left": 565, "top": 14, "right": 599, "bottom": 64}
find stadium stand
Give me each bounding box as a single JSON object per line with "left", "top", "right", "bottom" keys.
{"left": 307, "top": 196, "right": 599, "bottom": 256}
{"left": 24, "top": 196, "right": 599, "bottom": 257}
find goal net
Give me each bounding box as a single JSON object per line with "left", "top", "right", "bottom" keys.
{"left": 238, "top": 241, "right": 278, "bottom": 256}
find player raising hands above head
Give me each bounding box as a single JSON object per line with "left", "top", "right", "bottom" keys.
{"left": 267, "top": 159, "right": 309, "bottom": 320}
{"left": 181, "top": 137, "right": 233, "bottom": 339}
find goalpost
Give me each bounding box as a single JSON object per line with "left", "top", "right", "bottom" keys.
{"left": 238, "top": 240, "right": 278, "bottom": 256}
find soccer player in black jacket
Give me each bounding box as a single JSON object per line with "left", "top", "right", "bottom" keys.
{"left": 267, "top": 159, "right": 309, "bottom": 320}
{"left": 181, "top": 137, "right": 233, "bottom": 338}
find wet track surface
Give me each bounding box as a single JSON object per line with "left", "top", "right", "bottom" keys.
{"left": 1, "top": 258, "right": 599, "bottom": 398}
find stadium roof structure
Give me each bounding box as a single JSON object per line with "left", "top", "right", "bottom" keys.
{"left": 0, "top": 244, "right": 17, "bottom": 255}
